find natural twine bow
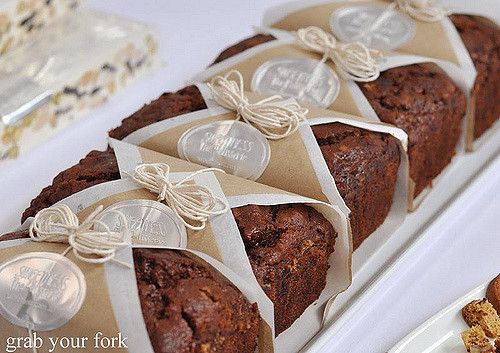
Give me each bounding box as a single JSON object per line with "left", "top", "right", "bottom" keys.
{"left": 393, "top": 0, "right": 448, "bottom": 22}
{"left": 132, "top": 163, "right": 229, "bottom": 231}
{"left": 207, "top": 70, "right": 309, "bottom": 140}
{"left": 29, "top": 204, "right": 131, "bottom": 267}
{"left": 296, "top": 26, "right": 382, "bottom": 82}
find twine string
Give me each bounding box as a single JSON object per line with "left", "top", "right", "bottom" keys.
{"left": 29, "top": 204, "right": 131, "bottom": 268}
{"left": 296, "top": 26, "right": 382, "bottom": 82}
{"left": 132, "top": 163, "right": 229, "bottom": 231}
{"left": 207, "top": 70, "right": 308, "bottom": 140}
{"left": 395, "top": 0, "right": 447, "bottom": 22}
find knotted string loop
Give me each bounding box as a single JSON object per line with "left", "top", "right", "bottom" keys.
{"left": 29, "top": 204, "right": 131, "bottom": 267}
{"left": 132, "top": 163, "right": 229, "bottom": 231}
{"left": 297, "top": 26, "right": 382, "bottom": 82}
{"left": 207, "top": 70, "right": 308, "bottom": 140}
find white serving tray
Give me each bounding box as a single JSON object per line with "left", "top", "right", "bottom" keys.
{"left": 389, "top": 281, "right": 489, "bottom": 353}
{"left": 302, "top": 123, "right": 500, "bottom": 353}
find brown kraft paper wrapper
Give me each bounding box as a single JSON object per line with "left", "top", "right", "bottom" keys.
{"left": 119, "top": 83, "right": 410, "bottom": 248}
{"left": 0, "top": 239, "right": 272, "bottom": 353}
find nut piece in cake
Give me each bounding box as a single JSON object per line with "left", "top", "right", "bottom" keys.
{"left": 461, "top": 325, "right": 494, "bottom": 352}
{"left": 487, "top": 275, "right": 500, "bottom": 314}
{"left": 462, "top": 299, "right": 500, "bottom": 338}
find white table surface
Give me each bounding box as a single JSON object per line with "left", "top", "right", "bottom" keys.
{"left": 0, "top": 1, "right": 498, "bottom": 352}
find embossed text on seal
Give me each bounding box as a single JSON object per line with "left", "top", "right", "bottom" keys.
{"left": 178, "top": 120, "right": 271, "bottom": 180}
{"left": 331, "top": 5, "right": 416, "bottom": 51}
{"left": 0, "top": 252, "right": 86, "bottom": 331}
{"left": 251, "top": 57, "right": 340, "bottom": 108}
{"left": 97, "top": 200, "right": 188, "bottom": 247}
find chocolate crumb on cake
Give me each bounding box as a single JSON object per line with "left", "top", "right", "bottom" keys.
{"left": 450, "top": 15, "right": 500, "bottom": 141}
{"left": 232, "top": 203, "right": 337, "bottom": 334}
{"left": 133, "top": 248, "right": 260, "bottom": 353}
{"left": 312, "top": 123, "right": 400, "bottom": 248}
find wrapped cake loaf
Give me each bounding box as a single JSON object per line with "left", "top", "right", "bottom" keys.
{"left": 0, "top": 237, "right": 266, "bottom": 353}
{"left": 194, "top": 29, "right": 467, "bottom": 208}
{"left": 107, "top": 79, "right": 408, "bottom": 249}
{"left": 262, "top": 0, "right": 499, "bottom": 150}
{"left": 15, "top": 141, "right": 352, "bottom": 351}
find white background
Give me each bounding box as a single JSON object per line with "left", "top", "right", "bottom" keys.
{"left": 0, "top": 1, "right": 498, "bottom": 352}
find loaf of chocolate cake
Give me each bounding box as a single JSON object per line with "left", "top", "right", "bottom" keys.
{"left": 20, "top": 148, "right": 338, "bottom": 334}
{"left": 0, "top": 232, "right": 261, "bottom": 353}
{"left": 211, "top": 33, "right": 466, "bottom": 198}
{"left": 450, "top": 14, "right": 500, "bottom": 142}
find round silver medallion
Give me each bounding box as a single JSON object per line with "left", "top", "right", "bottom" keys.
{"left": 0, "top": 252, "right": 86, "bottom": 331}
{"left": 331, "top": 5, "right": 416, "bottom": 51}
{"left": 97, "top": 200, "right": 188, "bottom": 248}
{"left": 251, "top": 57, "right": 340, "bottom": 108}
{"left": 178, "top": 120, "right": 271, "bottom": 181}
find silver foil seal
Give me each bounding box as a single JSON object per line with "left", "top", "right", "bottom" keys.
{"left": 178, "top": 120, "right": 271, "bottom": 181}
{"left": 0, "top": 252, "right": 86, "bottom": 331}
{"left": 330, "top": 5, "right": 416, "bottom": 51}
{"left": 251, "top": 57, "right": 340, "bottom": 108}
{"left": 0, "top": 73, "right": 52, "bottom": 127}
{"left": 97, "top": 200, "right": 188, "bottom": 248}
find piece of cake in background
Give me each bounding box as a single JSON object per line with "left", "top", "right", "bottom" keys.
{"left": 0, "top": 8, "right": 158, "bottom": 164}
{"left": 449, "top": 15, "right": 500, "bottom": 146}
{"left": 462, "top": 299, "right": 500, "bottom": 338}
{"left": 487, "top": 275, "right": 500, "bottom": 314}
{"left": 0, "top": 0, "right": 81, "bottom": 57}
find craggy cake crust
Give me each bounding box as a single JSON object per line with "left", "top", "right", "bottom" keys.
{"left": 108, "top": 85, "right": 207, "bottom": 140}
{"left": 232, "top": 203, "right": 337, "bottom": 334}
{"left": 133, "top": 248, "right": 260, "bottom": 353}
{"left": 312, "top": 123, "right": 400, "bottom": 249}
{"left": 358, "top": 63, "right": 466, "bottom": 196}
{"left": 22, "top": 149, "right": 120, "bottom": 222}
{"left": 450, "top": 14, "right": 500, "bottom": 141}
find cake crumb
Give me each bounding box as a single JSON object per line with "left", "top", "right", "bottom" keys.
{"left": 462, "top": 325, "right": 494, "bottom": 352}
{"left": 462, "top": 299, "right": 500, "bottom": 338}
